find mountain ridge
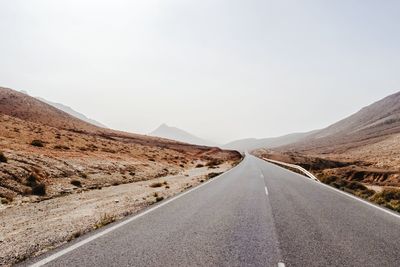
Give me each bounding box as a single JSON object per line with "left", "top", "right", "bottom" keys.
{"left": 36, "top": 97, "right": 107, "bottom": 128}
{"left": 150, "top": 123, "right": 218, "bottom": 147}
{"left": 281, "top": 90, "right": 400, "bottom": 153}
{"left": 223, "top": 131, "right": 318, "bottom": 152}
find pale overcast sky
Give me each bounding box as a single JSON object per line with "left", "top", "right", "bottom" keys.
{"left": 0, "top": 0, "right": 399, "bottom": 143}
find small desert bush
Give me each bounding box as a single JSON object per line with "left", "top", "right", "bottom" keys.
{"left": 156, "top": 196, "right": 164, "bottom": 202}
{"left": 94, "top": 213, "right": 116, "bottom": 229}
{"left": 32, "top": 184, "right": 46, "bottom": 196}
{"left": 26, "top": 173, "right": 38, "bottom": 187}
{"left": 320, "top": 175, "right": 374, "bottom": 198}
{"left": 150, "top": 182, "right": 163, "bottom": 188}
{"left": 67, "top": 231, "right": 82, "bottom": 242}
{"left": 370, "top": 189, "right": 400, "bottom": 211}
{"left": 0, "top": 191, "right": 12, "bottom": 202}
{"left": 1, "top": 198, "right": 10, "bottom": 205}
{"left": 206, "top": 159, "right": 223, "bottom": 168}
{"left": 25, "top": 173, "right": 46, "bottom": 196}
{"left": 208, "top": 172, "right": 222, "bottom": 179}
{"left": 196, "top": 164, "right": 204, "bottom": 168}
{"left": 31, "top": 140, "right": 44, "bottom": 147}
{"left": 101, "top": 148, "right": 116, "bottom": 154}
{"left": 71, "top": 180, "right": 82, "bottom": 187}
{"left": 0, "top": 152, "right": 7, "bottom": 163}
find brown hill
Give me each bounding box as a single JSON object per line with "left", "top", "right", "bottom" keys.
{"left": 0, "top": 87, "right": 242, "bottom": 266}
{"left": 0, "top": 87, "right": 103, "bottom": 133}
{"left": 283, "top": 91, "right": 400, "bottom": 154}
{"left": 255, "top": 91, "right": 400, "bottom": 189}
{"left": 0, "top": 87, "right": 241, "bottom": 203}
{"left": 0, "top": 87, "right": 222, "bottom": 148}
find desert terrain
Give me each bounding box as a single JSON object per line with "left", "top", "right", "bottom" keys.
{"left": 0, "top": 87, "right": 241, "bottom": 266}
{"left": 253, "top": 92, "right": 400, "bottom": 213}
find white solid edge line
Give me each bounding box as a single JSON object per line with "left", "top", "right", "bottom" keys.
{"left": 265, "top": 186, "right": 269, "bottom": 196}
{"left": 259, "top": 157, "right": 400, "bottom": 219}
{"left": 29, "top": 158, "right": 245, "bottom": 267}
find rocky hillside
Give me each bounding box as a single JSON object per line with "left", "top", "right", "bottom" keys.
{"left": 0, "top": 87, "right": 241, "bottom": 203}
{"left": 0, "top": 87, "right": 101, "bottom": 133}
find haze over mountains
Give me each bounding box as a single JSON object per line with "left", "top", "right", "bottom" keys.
{"left": 36, "top": 97, "right": 107, "bottom": 128}
{"left": 223, "top": 131, "right": 317, "bottom": 152}
{"left": 150, "top": 123, "right": 218, "bottom": 147}
{"left": 282, "top": 91, "right": 400, "bottom": 154}
{"left": 226, "top": 91, "right": 400, "bottom": 154}
{"left": 1, "top": 88, "right": 101, "bottom": 133}
{"left": 254, "top": 90, "right": 400, "bottom": 190}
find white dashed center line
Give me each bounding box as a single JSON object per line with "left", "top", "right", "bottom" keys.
{"left": 265, "top": 186, "right": 269, "bottom": 195}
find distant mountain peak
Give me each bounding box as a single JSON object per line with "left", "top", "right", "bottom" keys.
{"left": 150, "top": 124, "right": 217, "bottom": 147}
{"left": 156, "top": 123, "right": 170, "bottom": 129}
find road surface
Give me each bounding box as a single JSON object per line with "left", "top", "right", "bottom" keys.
{"left": 24, "top": 155, "right": 400, "bottom": 267}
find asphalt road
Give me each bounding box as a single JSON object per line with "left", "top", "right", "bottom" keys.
{"left": 25, "top": 155, "right": 400, "bottom": 267}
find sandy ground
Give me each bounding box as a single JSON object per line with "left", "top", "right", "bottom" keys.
{"left": 0, "top": 163, "right": 235, "bottom": 266}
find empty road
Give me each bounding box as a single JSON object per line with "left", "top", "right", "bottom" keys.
{"left": 25, "top": 155, "right": 400, "bottom": 267}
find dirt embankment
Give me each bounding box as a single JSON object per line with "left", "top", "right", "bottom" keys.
{"left": 253, "top": 149, "right": 400, "bottom": 187}
{"left": 0, "top": 87, "right": 243, "bottom": 266}
{"left": 0, "top": 114, "right": 241, "bottom": 204}
{"left": 253, "top": 149, "right": 400, "bottom": 213}
{"left": 0, "top": 162, "right": 238, "bottom": 266}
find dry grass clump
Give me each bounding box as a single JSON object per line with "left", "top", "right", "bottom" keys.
{"left": 206, "top": 159, "right": 223, "bottom": 168}
{"left": 25, "top": 173, "right": 46, "bottom": 196}
{"left": 321, "top": 175, "right": 400, "bottom": 212}
{"left": 320, "top": 176, "right": 375, "bottom": 198}
{"left": 150, "top": 182, "right": 163, "bottom": 188}
{"left": 370, "top": 189, "right": 400, "bottom": 212}
{"left": 207, "top": 172, "right": 222, "bottom": 179}
{"left": 32, "top": 184, "right": 46, "bottom": 196}
{"left": 31, "top": 140, "right": 44, "bottom": 147}
{"left": 94, "top": 213, "right": 116, "bottom": 229}
{"left": 0, "top": 152, "right": 7, "bottom": 163}
{"left": 70, "top": 180, "right": 82, "bottom": 187}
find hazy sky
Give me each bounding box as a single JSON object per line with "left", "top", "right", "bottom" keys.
{"left": 0, "top": 0, "right": 399, "bottom": 143}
